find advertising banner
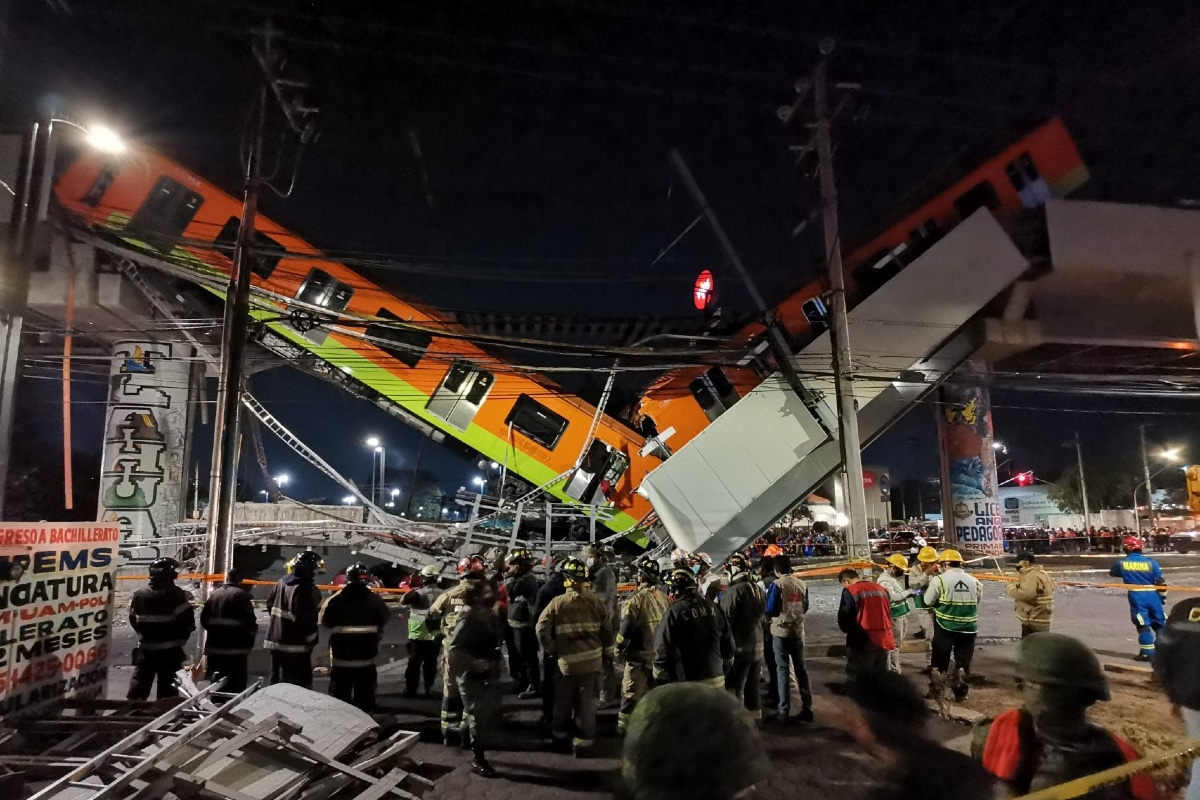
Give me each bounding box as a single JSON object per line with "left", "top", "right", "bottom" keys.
{"left": 937, "top": 384, "right": 1004, "bottom": 555}
{"left": 0, "top": 522, "right": 118, "bottom": 717}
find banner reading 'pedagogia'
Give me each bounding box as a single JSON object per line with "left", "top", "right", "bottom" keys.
{"left": 0, "top": 522, "right": 119, "bottom": 717}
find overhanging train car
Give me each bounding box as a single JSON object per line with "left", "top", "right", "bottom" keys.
{"left": 54, "top": 148, "right": 664, "bottom": 535}
{"left": 633, "top": 117, "right": 1088, "bottom": 451}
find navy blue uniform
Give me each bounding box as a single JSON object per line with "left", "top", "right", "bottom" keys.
{"left": 1109, "top": 552, "right": 1166, "bottom": 657}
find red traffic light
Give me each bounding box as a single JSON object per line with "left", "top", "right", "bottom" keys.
{"left": 693, "top": 270, "right": 715, "bottom": 311}
{"left": 1015, "top": 471, "right": 1033, "bottom": 485}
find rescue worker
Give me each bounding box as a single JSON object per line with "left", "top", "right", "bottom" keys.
{"left": 837, "top": 568, "right": 896, "bottom": 680}
{"left": 1109, "top": 536, "right": 1167, "bottom": 661}
{"left": 427, "top": 554, "right": 490, "bottom": 745}
{"left": 670, "top": 548, "right": 692, "bottom": 570}
{"left": 622, "top": 684, "right": 767, "bottom": 800}
{"left": 448, "top": 577, "right": 505, "bottom": 778}
{"left": 908, "top": 546, "right": 940, "bottom": 643}
{"left": 502, "top": 547, "right": 541, "bottom": 698}
{"left": 694, "top": 552, "right": 722, "bottom": 601}
{"left": 319, "top": 562, "right": 391, "bottom": 711}
{"left": 924, "top": 549, "right": 982, "bottom": 702}
{"left": 758, "top": 554, "right": 781, "bottom": 710}
{"left": 654, "top": 568, "right": 733, "bottom": 689}
{"left": 975, "top": 633, "right": 1157, "bottom": 800}
{"left": 764, "top": 555, "right": 813, "bottom": 722}
{"left": 536, "top": 556, "right": 614, "bottom": 757}
{"left": 720, "top": 552, "right": 766, "bottom": 718}
{"left": 401, "top": 564, "right": 444, "bottom": 698}
{"left": 265, "top": 551, "right": 323, "bottom": 688}
{"left": 534, "top": 556, "right": 567, "bottom": 726}
{"left": 1153, "top": 597, "right": 1200, "bottom": 800}
{"left": 1007, "top": 551, "right": 1054, "bottom": 637}
{"left": 616, "top": 556, "right": 669, "bottom": 734}
{"left": 583, "top": 543, "right": 619, "bottom": 707}
{"left": 199, "top": 568, "right": 257, "bottom": 693}
{"left": 876, "top": 555, "right": 915, "bottom": 674}
{"left": 128, "top": 557, "right": 195, "bottom": 700}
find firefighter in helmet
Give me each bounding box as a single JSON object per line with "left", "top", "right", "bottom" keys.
{"left": 128, "top": 557, "right": 195, "bottom": 700}
{"left": 265, "top": 551, "right": 324, "bottom": 687}
{"left": 319, "top": 562, "right": 391, "bottom": 711}
{"left": 427, "top": 554, "right": 491, "bottom": 745}
{"left": 616, "top": 556, "right": 668, "bottom": 733}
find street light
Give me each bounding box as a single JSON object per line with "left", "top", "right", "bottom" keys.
{"left": 275, "top": 473, "right": 289, "bottom": 489}
{"left": 342, "top": 495, "right": 357, "bottom": 506}
{"left": 364, "top": 437, "right": 385, "bottom": 505}
{"left": 1134, "top": 443, "right": 1184, "bottom": 534}
{"left": 259, "top": 490, "right": 269, "bottom": 501}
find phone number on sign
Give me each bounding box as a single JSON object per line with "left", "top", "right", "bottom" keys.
{"left": 0, "top": 643, "right": 109, "bottom": 694}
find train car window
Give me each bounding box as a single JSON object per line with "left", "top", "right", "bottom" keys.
{"left": 296, "top": 268, "right": 353, "bottom": 312}
{"left": 81, "top": 163, "right": 119, "bottom": 208}
{"left": 706, "top": 366, "right": 738, "bottom": 408}
{"left": 214, "top": 217, "right": 287, "bottom": 279}
{"left": 365, "top": 308, "right": 432, "bottom": 369}
{"left": 125, "top": 175, "right": 204, "bottom": 253}
{"left": 427, "top": 362, "right": 493, "bottom": 431}
{"left": 505, "top": 394, "right": 569, "bottom": 451}
{"left": 952, "top": 180, "right": 1001, "bottom": 218}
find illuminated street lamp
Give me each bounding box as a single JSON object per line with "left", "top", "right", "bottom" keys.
{"left": 275, "top": 473, "right": 289, "bottom": 489}
{"left": 342, "top": 495, "right": 357, "bottom": 506}
{"left": 365, "top": 437, "right": 385, "bottom": 505}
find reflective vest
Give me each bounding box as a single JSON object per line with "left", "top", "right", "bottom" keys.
{"left": 264, "top": 575, "right": 322, "bottom": 653}
{"left": 876, "top": 571, "right": 912, "bottom": 619}
{"left": 318, "top": 584, "right": 391, "bottom": 668}
{"left": 200, "top": 583, "right": 257, "bottom": 656}
{"left": 130, "top": 583, "right": 195, "bottom": 651}
{"left": 925, "top": 568, "right": 982, "bottom": 632}
{"left": 845, "top": 581, "right": 895, "bottom": 650}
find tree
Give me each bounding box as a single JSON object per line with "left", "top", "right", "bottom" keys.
{"left": 1048, "top": 460, "right": 1141, "bottom": 513}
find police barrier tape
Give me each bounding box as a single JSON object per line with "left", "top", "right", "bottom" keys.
{"left": 1012, "top": 739, "right": 1200, "bottom": 800}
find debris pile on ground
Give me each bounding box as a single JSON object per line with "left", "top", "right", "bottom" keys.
{"left": 0, "top": 683, "right": 432, "bottom": 800}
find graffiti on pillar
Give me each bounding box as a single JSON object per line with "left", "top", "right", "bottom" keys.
{"left": 938, "top": 384, "right": 1003, "bottom": 555}
{"left": 98, "top": 342, "right": 191, "bottom": 565}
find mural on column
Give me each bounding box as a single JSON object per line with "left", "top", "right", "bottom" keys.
{"left": 97, "top": 341, "right": 193, "bottom": 565}
{"left": 937, "top": 383, "right": 1004, "bottom": 555}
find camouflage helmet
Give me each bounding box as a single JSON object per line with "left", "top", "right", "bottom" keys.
{"left": 1016, "top": 632, "right": 1110, "bottom": 702}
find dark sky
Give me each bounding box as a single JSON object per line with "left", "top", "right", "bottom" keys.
{"left": 6, "top": 1, "right": 1200, "bottom": 510}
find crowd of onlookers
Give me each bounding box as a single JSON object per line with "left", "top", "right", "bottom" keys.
{"left": 1003, "top": 525, "right": 1178, "bottom": 553}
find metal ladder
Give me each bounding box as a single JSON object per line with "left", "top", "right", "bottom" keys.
{"left": 28, "top": 681, "right": 256, "bottom": 800}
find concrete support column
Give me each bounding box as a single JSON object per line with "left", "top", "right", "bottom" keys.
{"left": 97, "top": 341, "right": 195, "bottom": 567}
{"left": 936, "top": 368, "right": 1004, "bottom": 555}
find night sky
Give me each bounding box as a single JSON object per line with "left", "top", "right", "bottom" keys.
{"left": 5, "top": 1, "right": 1200, "bottom": 515}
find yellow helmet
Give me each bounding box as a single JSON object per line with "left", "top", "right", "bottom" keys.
{"left": 917, "top": 546, "right": 940, "bottom": 563}
{"left": 939, "top": 548, "right": 964, "bottom": 563}
{"left": 885, "top": 554, "right": 908, "bottom": 571}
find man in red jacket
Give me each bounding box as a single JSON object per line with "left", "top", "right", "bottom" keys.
{"left": 836, "top": 568, "right": 895, "bottom": 680}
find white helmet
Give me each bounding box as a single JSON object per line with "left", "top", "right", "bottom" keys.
{"left": 671, "top": 548, "right": 690, "bottom": 563}
{"left": 913, "top": 536, "right": 927, "bottom": 548}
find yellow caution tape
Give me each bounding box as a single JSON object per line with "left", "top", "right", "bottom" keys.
{"left": 1012, "top": 739, "right": 1200, "bottom": 800}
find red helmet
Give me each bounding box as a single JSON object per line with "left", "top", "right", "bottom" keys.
{"left": 457, "top": 554, "right": 487, "bottom": 575}
{"left": 1123, "top": 536, "right": 1145, "bottom": 552}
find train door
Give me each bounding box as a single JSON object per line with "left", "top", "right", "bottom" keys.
{"left": 1004, "top": 152, "right": 1052, "bottom": 207}
{"left": 427, "top": 361, "right": 494, "bottom": 431}
{"left": 564, "top": 439, "right": 630, "bottom": 505}
{"left": 125, "top": 175, "right": 204, "bottom": 252}
{"left": 294, "top": 267, "right": 354, "bottom": 345}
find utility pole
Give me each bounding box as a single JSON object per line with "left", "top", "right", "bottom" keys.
{"left": 1074, "top": 431, "right": 1091, "bottom": 531}
{"left": 811, "top": 39, "right": 869, "bottom": 553}
{"left": 207, "top": 24, "right": 316, "bottom": 582}
{"left": 1138, "top": 423, "right": 1154, "bottom": 534}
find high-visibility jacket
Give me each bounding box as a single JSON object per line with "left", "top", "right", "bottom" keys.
{"left": 653, "top": 592, "right": 734, "bottom": 684}
{"left": 908, "top": 564, "right": 933, "bottom": 609}
{"left": 264, "top": 575, "right": 321, "bottom": 653}
{"left": 924, "top": 568, "right": 982, "bottom": 633}
{"left": 200, "top": 582, "right": 257, "bottom": 656}
{"left": 402, "top": 585, "right": 442, "bottom": 642}
{"left": 617, "top": 584, "right": 668, "bottom": 664}
{"left": 535, "top": 585, "right": 614, "bottom": 675}
{"left": 1007, "top": 564, "right": 1054, "bottom": 627}
{"left": 318, "top": 584, "right": 391, "bottom": 668}
{"left": 130, "top": 582, "right": 195, "bottom": 652}
{"left": 981, "top": 708, "right": 1156, "bottom": 800}
{"left": 876, "top": 570, "right": 912, "bottom": 619}
{"left": 837, "top": 581, "right": 895, "bottom": 650}
{"left": 719, "top": 573, "right": 766, "bottom": 655}
{"left": 503, "top": 571, "right": 540, "bottom": 629}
